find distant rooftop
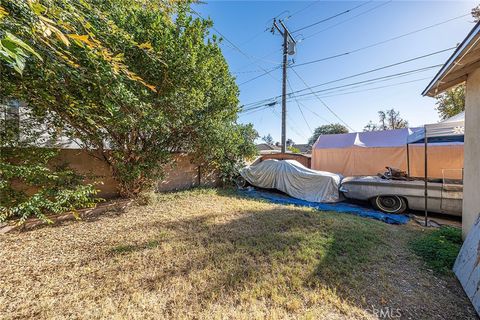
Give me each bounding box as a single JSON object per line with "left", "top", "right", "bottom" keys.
{"left": 256, "top": 143, "right": 280, "bottom": 151}
{"left": 256, "top": 143, "right": 311, "bottom": 155}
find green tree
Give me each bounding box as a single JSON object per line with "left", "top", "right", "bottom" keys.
{"left": 363, "top": 108, "right": 408, "bottom": 131}
{"left": 363, "top": 121, "right": 379, "bottom": 132}
{"left": 0, "top": 0, "right": 161, "bottom": 87}
{"left": 308, "top": 123, "right": 348, "bottom": 146}
{"left": 435, "top": 85, "right": 465, "bottom": 120}
{"left": 287, "top": 146, "right": 301, "bottom": 154}
{"left": 193, "top": 122, "right": 258, "bottom": 185}
{"left": 472, "top": 4, "right": 480, "bottom": 22}
{"left": 262, "top": 134, "right": 274, "bottom": 146}
{"left": 0, "top": 1, "right": 257, "bottom": 197}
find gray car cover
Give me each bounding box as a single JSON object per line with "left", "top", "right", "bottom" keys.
{"left": 240, "top": 159, "right": 342, "bottom": 203}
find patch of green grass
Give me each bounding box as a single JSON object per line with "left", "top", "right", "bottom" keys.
{"left": 110, "top": 244, "right": 137, "bottom": 254}
{"left": 145, "top": 240, "right": 160, "bottom": 248}
{"left": 409, "top": 227, "right": 463, "bottom": 274}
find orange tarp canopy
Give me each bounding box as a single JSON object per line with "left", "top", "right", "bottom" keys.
{"left": 311, "top": 128, "right": 463, "bottom": 179}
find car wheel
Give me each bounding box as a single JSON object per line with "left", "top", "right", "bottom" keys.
{"left": 371, "top": 195, "right": 407, "bottom": 214}
{"left": 235, "top": 176, "right": 248, "bottom": 189}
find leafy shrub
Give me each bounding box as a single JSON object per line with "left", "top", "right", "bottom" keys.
{"left": 0, "top": 103, "right": 99, "bottom": 224}
{"left": 0, "top": 147, "right": 99, "bottom": 223}
{"left": 409, "top": 227, "right": 462, "bottom": 274}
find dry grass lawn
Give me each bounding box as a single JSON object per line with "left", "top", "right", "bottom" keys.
{"left": 0, "top": 188, "right": 476, "bottom": 319}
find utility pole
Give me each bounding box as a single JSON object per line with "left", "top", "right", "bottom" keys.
{"left": 272, "top": 19, "right": 296, "bottom": 153}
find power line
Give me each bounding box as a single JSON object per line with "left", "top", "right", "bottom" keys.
{"left": 237, "top": 65, "right": 284, "bottom": 86}
{"left": 273, "top": 65, "right": 440, "bottom": 108}
{"left": 300, "top": 104, "right": 332, "bottom": 125}
{"left": 235, "top": 2, "right": 385, "bottom": 82}
{"left": 291, "top": 67, "right": 439, "bottom": 100}
{"left": 233, "top": 7, "right": 467, "bottom": 81}
{"left": 287, "top": 47, "right": 453, "bottom": 101}
{"left": 285, "top": 1, "right": 321, "bottom": 20}
{"left": 290, "top": 68, "right": 354, "bottom": 131}
{"left": 237, "top": 13, "right": 464, "bottom": 86}
{"left": 271, "top": 107, "right": 309, "bottom": 140}
{"left": 291, "top": 72, "right": 435, "bottom": 101}
{"left": 292, "top": 1, "right": 372, "bottom": 33}
{"left": 305, "top": 76, "right": 433, "bottom": 100}
{"left": 231, "top": 54, "right": 279, "bottom": 66}
{"left": 287, "top": 78, "right": 314, "bottom": 133}
{"left": 303, "top": 1, "right": 393, "bottom": 40}
{"left": 340, "top": 13, "right": 470, "bottom": 54}
{"left": 292, "top": 45, "right": 455, "bottom": 70}
{"left": 232, "top": 48, "right": 283, "bottom": 73}
{"left": 242, "top": 75, "right": 435, "bottom": 116}
{"left": 242, "top": 64, "right": 441, "bottom": 110}
{"left": 240, "top": 64, "right": 442, "bottom": 112}
{"left": 255, "top": 47, "right": 455, "bottom": 101}
{"left": 236, "top": 2, "right": 383, "bottom": 75}
{"left": 237, "top": 20, "right": 275, "bottom": 47}
{"left": 273, "top": 10, "right": 291, "bottom": 20}
{"left": 232, "top": 68, "right": 271, "bottom": 75}
{"left": 285, "top": 14, "right": 469, "bottom": 71}
{"left": 191, "top": 10, "right": 280, "bottom": 83}
{"left": 240, "top": 96, "right": 332, "bottom": 124}
{"left": 239, "top": 103, "right": 276, "bottom": 116}
{"left": 237, "top": 31, "right": 267, "bottom": 47}
{"left": 291, "top": 65, "right": 441, "bottom": 99}
{"left": 238, "top": 65, "right": 282, "bottom": 85}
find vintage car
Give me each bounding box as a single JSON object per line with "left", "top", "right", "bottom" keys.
{"left": 239, "top": 159, "right": 343, "bottom": 203}
{"left": 339, "top": 176, "right": 463, "bottom": 216}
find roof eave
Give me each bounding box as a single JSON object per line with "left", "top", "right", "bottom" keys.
{"left": 422, "top": 21, "right": 480, "bottom": 97}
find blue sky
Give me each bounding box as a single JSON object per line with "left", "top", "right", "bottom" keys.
{"left": 193, "top": 1, "right": 476, "bottom": 144}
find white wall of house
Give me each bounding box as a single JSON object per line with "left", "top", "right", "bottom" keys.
{"left": 463, "top": 68, "right": 480, "bottom": 238}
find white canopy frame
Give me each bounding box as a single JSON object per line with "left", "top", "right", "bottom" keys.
{"left": 407, "top": 112, "right": 465, "bottom": 226}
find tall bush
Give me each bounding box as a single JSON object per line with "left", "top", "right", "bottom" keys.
{"left": 0, "top": 0, "right": 257, "bottom": 197}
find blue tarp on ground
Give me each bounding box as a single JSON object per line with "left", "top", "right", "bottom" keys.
{"left": 240, "top": 188, "right": 410, "bottom": 225}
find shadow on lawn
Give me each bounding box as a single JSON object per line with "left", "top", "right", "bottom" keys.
{"left": 127, "top": 204, "right": 392, "bottom": 313}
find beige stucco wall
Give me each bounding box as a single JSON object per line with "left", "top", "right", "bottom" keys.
{"left": 55, "top": 149, "right": 119, "bottom": 198}
{"left": 463, "top": 68, "right": 480, "bottom": 238}
{"left": 156, "top": 153, "right": 219, "bottom": 192}
{"left": 55, "top": 150, "right": 218, "bottom": 198}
